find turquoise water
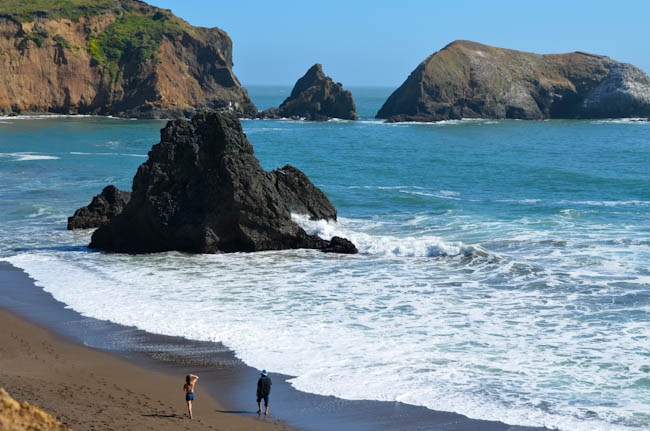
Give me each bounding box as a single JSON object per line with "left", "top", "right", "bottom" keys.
{"left": 1, "top": 88, "right": 649, "bottom": 430}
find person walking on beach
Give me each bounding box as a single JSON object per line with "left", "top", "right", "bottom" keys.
{"left": 256, "top": 369, "right": 272, "bottom": 415}
{"left": 184, "top": 373, "right": 199, "bottom": 419}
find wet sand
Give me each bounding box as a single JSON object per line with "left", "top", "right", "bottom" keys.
{"left": 0, "top": 262, "right": 547, "bottom": 430}
{"left": 0, "top": 308, "right": 289, "bottom": 431}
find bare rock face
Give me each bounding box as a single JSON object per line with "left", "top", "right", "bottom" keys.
{"left": 377, "top": 40, "right": 650, "bottom": 122}
{"left": 269, "top": 165, "right": 336, "bottom": 220}
{"left": 0, "top": 0, "right": 257, "bottom": 118}
{"left": 0, "top": 387, "right": 69, "bottom": 431}
{"left": 89, "top": 109, "right": 357, "bottom": 254}
{"left": 67, "top": 185, "right": 131, "bottom": 230}
{"left": 260, "top": 64, "right": 357, "bottom": 121}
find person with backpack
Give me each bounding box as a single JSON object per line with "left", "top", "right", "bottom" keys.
{"left": 256, "top": 369, "right": 272, "bottom": 415}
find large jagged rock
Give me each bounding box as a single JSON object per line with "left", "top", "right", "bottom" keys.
{"left": 89, "top": 110, "right": 357, "bottom": 254}
{"left": 0, "top": 388, "right": 69, "bottom": 431}
{"left": 260, "top": 64, "right": 357, "bottom": 121}
{"left": 377, "top": 40, "right": 650, "bottom": 122}
{"left": 0, "top": 0, "right": 257, "bottom": 118}
{"left": 67, "top": 185, "right": 131, "bottom": 230}
{"left": 269, "top": 165, "right": 336, "bottom": 220}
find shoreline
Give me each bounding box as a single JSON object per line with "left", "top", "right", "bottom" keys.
{"left": 0, "top": 261, "right": 548, "bottom": 431}
{"left": 0, "top": 280, "right": 289, "bottom": 430}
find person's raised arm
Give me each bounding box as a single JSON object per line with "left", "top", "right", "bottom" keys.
{"left": 190, "top": 373, "right": 199, "bottom": 382}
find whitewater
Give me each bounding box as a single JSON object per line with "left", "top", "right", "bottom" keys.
{"left": 1, "top": 86, "right": 649, "bottom": 430}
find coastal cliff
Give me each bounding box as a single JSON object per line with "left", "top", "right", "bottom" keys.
{"left": 260, "top": 64, "right": 357, "bottom": 121}
{"left": 377, "top": 40, "right": 650, "bottom": 122}
{"left": 0, "top": 0, "right": 257, "bottom": 118}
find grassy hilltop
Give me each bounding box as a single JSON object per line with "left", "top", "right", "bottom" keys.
{"left": 1, "top": 0, "right": 192, "bottom": 84}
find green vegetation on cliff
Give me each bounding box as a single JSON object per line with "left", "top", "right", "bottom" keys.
{"left": 25, "top": 32, "right": 44, "bottom": 47}
{"left": 52, "top": 34, "right": 70, "bottom": 49}
{"left": 89, "top": 10, "right": 188, "bottom": 87}
{"left": 0, "top": 0, "right": 117, "bottom": 22}
{"left": 1, "top": 0, "right": 188, "bottom": 85}
{"left": 90, "top": 11, "right": 183, "bottom": 67}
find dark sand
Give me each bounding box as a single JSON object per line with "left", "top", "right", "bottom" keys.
{"left": 0, "top": 262, "right": 547, "bottom": 430}
{"left": 0, "top": 309, "right": 290, "bottom": 431}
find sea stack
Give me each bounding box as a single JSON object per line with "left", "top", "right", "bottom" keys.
{"left": 377, "top": 40, "right": 650, "bottom": 122}
{"left": 89, "top": 109, "right": 357, "bottom": 254}
{"left": 0, "top": 0, "right": 257, "bottom": 118}
{"left": 68, "top": 185, "right": 131, "bottom": 230}
{"left": 260, "top": 64, "right": 358, "bottom": 121}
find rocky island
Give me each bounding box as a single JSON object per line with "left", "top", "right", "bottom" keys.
{"left": 0, "top": 0, "right": 257, "bottom": 118}
{"left": 377, "top": 40, "right": 650, "bottom": 122}
{"left": 260, "top": 63, "right": 357, "bottom": 121}
{"left": 87, "top": 109, "right": 357, "bottom": 254}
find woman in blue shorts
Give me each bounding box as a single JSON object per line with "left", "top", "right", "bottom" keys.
{"left": 183, "top": 373, "right": 199, "bottom": 419}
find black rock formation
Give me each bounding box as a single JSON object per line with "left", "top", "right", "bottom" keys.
{"left": 260, "top": 64, "right": 358, "bottom": 121}
{"left": 269, "top": 165, "right": 337, "bottom": 220}
{"left": 377, "top": 40, "right": 650, "bottom": 122}
{"left": 89, "top": 110, "right": 357, "bottom": 254}
{"left": 67, "top": 185, "right": 131, "bottom": 230}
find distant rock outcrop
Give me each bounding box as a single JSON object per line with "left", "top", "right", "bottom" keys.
{"left": 89, "top": 110, "right": 357, "bottom": 254}
{"left": 0, "top": 0, "right": 257, "bottom": 118}
{"left": 67, "top": 185, "right": 131, "bottom": 230}
{"left": 377, "top": 40, "right": 650, "bottom": 122}
{"left": 0, "top": 387, "right": 69, "bottom": 431}
{"left": 260, "top": 64, "right": 357, "bottom": 121}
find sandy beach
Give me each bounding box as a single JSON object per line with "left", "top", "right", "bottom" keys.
{"left": 0, "top": 261, "right": 550, "bottom": 431}
{"left": 0, "top": 307, "right": 290, "bottom": 431}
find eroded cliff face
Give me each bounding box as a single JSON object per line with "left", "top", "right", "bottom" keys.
{"left": 0, "top": 0, "right": 257, "bottom": 118}
{"left": 377, "top": 40, "right": 650, "bottom": 122}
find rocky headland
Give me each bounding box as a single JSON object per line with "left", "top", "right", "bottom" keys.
{"left": 260, "top": 64, "right": 357, "bottom": 121}
{"left": 377, "top": 40, "right": 650, "bottom": 122}
{"left": 88, "top": 109, "right": 357, "bottom": 254}
{"left": 0, "top": 0, "right": 257, "bottom": 118}
{"left": 67, "top": 185, "right": 131, "bottom": 230}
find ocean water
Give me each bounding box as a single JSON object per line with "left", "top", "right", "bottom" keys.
{"left": 1, "top": 87, "right": 650, "bottom": 431}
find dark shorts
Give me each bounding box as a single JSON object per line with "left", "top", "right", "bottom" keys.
{"left": 186, "top": 392, "right": 195, "bottom": 401}
{"left": 257, "top": 394, "right": 269, "bottom": 404}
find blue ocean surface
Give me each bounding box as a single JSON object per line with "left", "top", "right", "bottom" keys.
{"left": 1, "top": 86, "right": 649, "bottom": 431}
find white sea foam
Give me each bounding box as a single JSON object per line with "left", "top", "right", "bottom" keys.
{"left": 0, "top": 114, "right": 144, "bottom": 121}
{"left": 496, "top": 198, "right": 542, "bottom": 204}
{"left": 557, "top": 199, "right": 650, "bottom": 207}
{"left": 2, "top": 207, "right": 649, "bottom": 431}
{"left": 399, "top": 190, "right": 463, "bottom": 200}
{"left": 4, "top": 227, "right": 646, "bottom": 431}
{"left": 591, "top": 118, "right": 649, "bottom": 124}
{"left": 382, "top": 118, "right": 502, "bottom": 126}
{"left": 69, "top": 152, "right": 147, "bottom": 158}
{"left": 0, "top": 152, "right": 60, "bottom": 161}
{"left": 293, "top": 214, "right": 483, "bottom": 258}
{"left": 0, "top": 114, "right": 93, "bottom": 120}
